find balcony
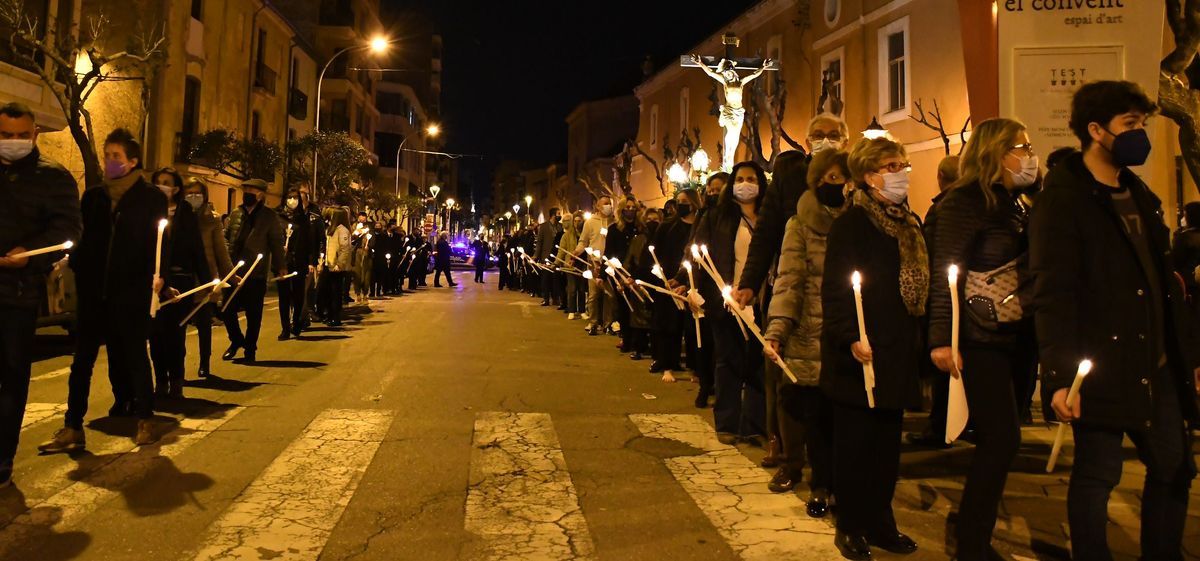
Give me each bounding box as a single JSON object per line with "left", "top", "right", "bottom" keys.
{"left": 288, "top": 88, "right": 308, "bottom": 120}
{"left": 253, "top": 63, "right": 276, "bottom": 95}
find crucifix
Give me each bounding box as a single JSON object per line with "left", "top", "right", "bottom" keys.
{"left": 681, "top": 33, "right": 779, "bottom": 171}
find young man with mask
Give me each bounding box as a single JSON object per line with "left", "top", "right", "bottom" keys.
{"left": 733, "top": 113, "right": 848, "bottom": 308}
{"left": 277, "top": 187, "right": 316, "bottom": 339}
{"left": 1031, "top": 80, "right": 1199, "bottom": 560}
{"left": 576, "top": 196, "right": 614, "bottom": 335}
{"left": 0, "top": 103, "right": 80, "bottom": 482}
{"left": 41, "top": 128, "right": 166, "bottom": 452}
{"left": 534, "top": 207, "right": 563, "bottom": 306}
{"left": 221, "top": 179, "right": 286, "bottom": 363}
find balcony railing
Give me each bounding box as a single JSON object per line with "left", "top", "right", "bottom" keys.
{"left": 253, "top": 63, "right": 276, "bottom": 95}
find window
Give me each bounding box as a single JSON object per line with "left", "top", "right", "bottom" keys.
{"left": 819, "top": 47, "right": 844, "bottom": 116}
{"left": 375, "top": 132, "right": 404, "bottom": 167}
{"left": 191, "top": 0, "right": 203, "bottom": 20}
{"left": 649, "top": 104, "right": 659, "bottom": 147}
{"left": 877, "top": 16, "right": 910, "bottom": 122}
{"left": 319, "top": 0, "right": 354, "bottom": 26}
{"left": 824, "top": 0, "right": 841, "bottom": 27}
{"left": 331, "top": 99, "right": 349, "bottom": 132}
{"left": 679, "top": 88, "right": 689, "bottom": 132}
{"left": 179, "top": 77, "right": 201, "bottom": 160}
{"left": 251, "top": 111, "right": 261, "bottom": 139}
{"left": 377, "top": 91, "right": 407, "bottom": 116}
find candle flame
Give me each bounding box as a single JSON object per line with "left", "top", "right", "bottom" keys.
{"left": 852, "top": 271, "right": 862, "bottom": 287}
{"left": 63, "top": 240, "right": 74, "bottom": 249}
{"left": 690, "top": 244, "right": 701, "bottom": 258}
{"left": 1078, "top": 359, "right": 1093, "bottom": 376}
{"left": 385, "top": 253, "right": 391, "bottom": 259}
{"left": 583, "top": 270, "right": 594, "bottom": 279}
{"left": 611, "top": 258, "right": 622, "bottom": 268}
{"left": 683, "top": 260, "right": 692, "bottom": 271}
{"left": 652, "top": 264, "right": 662, "bottom": 275}
{"left": 721, "top": 285, "right": 733, "bottom": 297}
{"left": 256, "top": 253, "right": 264, "bottom": 259}
{"left": 158, "top": 218, "right": 169, "bottom": 230}
{"left": 648, "top": 245, "right": 656, "bottom": 252}
{"left": 948, "top": 264, "right": 959, "bottom": 281}
{"left": 600, "top": 227, "right": 608, "bottom": 236}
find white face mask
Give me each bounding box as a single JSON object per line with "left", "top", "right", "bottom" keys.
{"left": 733, "top": 181, "right": 759, "bottom": 202}
{"left": 1009, "top": 154, "right": 1040, "bottom": 188}
{"left": 286, "top": 197, "right": 299, "bottom": 210}
{"left": 600, "top": 204, "right": 613, "bottom": 216}
{"left": 810, "top": 138, "right": 843, "bottom": 154}
{"left": 874, "top": 171, "right": 910, "bottom": 205}
{"left": 185, "top": 193, "right": 204, "bottom": 210}
{"left": 0, "top": 138, "right": 34, "bottom": 162}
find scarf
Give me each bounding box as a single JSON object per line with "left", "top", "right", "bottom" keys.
{"left": 852, "top": 188, "right": 928, "bottom": 316}
{"left": 103, "top": 172, "right": 140, "bottom": 208}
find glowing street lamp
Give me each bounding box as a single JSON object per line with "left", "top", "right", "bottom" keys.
{"left": 426, "top": 124, "right": 441, "bottom": 137}
{"left": 862, "top": 116, "right": 889, "bottom": 140}
{"left": 314, "top": 35, "right": 394, "bottom": 199}
{"left": 513, "top": 203, "right": 521, "bottom": 214}
{"left": 524, "top": 195, "right": 533, "bottom": 207}
{"left": 690, "top": 147, "right": 711, "bottom": 173}
{"left": 667, "top": 162, "right": 689, "bottom": 184}
{"left": 369, "top": 35, "right": 390, "bottom": 54}
{"left": 429, "top": 184, "right": 441, "bottom": 198}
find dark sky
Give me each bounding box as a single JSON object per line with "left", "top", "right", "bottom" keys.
{"left": 382, "top": 1, "right": 759, "bottom": 201}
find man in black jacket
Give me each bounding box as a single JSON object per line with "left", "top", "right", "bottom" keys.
{"left": 221, "top": 179, "right": 286, "bottom": 362}
{"left": 732, "top": 114, "right": 847, "bottom": 308}
{"left": 41, "top": 129, "right": 166, "bottom": 452}
{"left": 0, "top": 103, "right": 80, "bottom": 483}
{"left": 1031, "top": 81, "right": 1199, "bottom": 561}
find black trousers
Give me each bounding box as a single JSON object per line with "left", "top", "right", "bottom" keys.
{"left": 277, "top": 273, "right": 307, "bottom": 335}
{"left": 1068, "top": 367, "right": 1195, "bottom": 561}
{"left": 149, "top": 301, "right": 189, "bottom": 392}
{"left": 68, "top": 299, "right": 154, "bottom": 427}
{"left": 475, "top": 263, "right": 486, "bottom": 283}
{"left": 433, "top": 265, "right": 454, "bottom": 286}
{"left": 370, "top": 264, "right": 387, "bottom": 296}
{"left": 710, "top": 314, "right": 765, "bottom": 436}
{"left": 832, "top": 402, "right": 903, "bottom": 536}
{"left": 222, "top": 278, "right": 267, "bottom": 352}
{"left": 0, "top": 306, "right": 36, "bottom": 463}
{"left": 691, "top": 315, "right": 713, "bottom": 392}
{"left": 540, "top": 269, "right": 554, "bottom": 303}
{"left": 778, "top": 384, "right": 832, "bottom": 491}
{"left": 193, "top": 301, "right": 215, "bottom": 370}
{"left": 651, "top": 307, "right": 684, "bottom": 370}
{"left": 325, "top": 272, "right": 347, "bottom": 323}
{"left": 956, "top": 347, "right": 1023, "bottom": 559}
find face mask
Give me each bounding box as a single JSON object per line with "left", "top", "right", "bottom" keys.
{"left": 705, "top": 194, "right": 719, "bottom": 208}
{"left": 242, "top": 193, "right": 260, "bottom": 207}
{"left": 815, "top": 182, "right": 846, "bottom": 207}
{"left": 600, "top": 204, "right": 613, "bottom": 216}
{"left": 185, "top": 193, "right": 204, "bottom": 210}
{"left": 677, "top": 204, "right": 693, "bottom": 217}
{"left": 286, "top": 197, "right": 299, "bottom": 210}
{"left": 646, "top": 221, "right": 660, "bottom": 232}
{"left": 733, "top": 181, "right": 759, "bottom": 202}
{"left": 553, "top": 215, "right": 561, "bottom": 223}
{"left": 620, "top": 210, "right": 637, "bottom": 222}
{"left": 0, "top": 138, "right": 34, "bottom": 162}
{"left": 156, "top": 184, "right": 176, "bottom": 199}
{"left": 1009, "top": 155, "right": 1039, "bottom": 188}
{"left": 810, "top": 138, "right": 842, "bottom": 154}
{"left": 104, "top": 159, "right": 127, "bottom": 180}
{"left": 873, "top": 171, "right": 910, "bottom": 205}
{"left": 1103, "top": 127, "right": 1151, "bottom": 168}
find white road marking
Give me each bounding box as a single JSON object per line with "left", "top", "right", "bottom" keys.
{"left": 629, "top": 414, "right": 838, "bottom": 560}
{"left": 20, "top": 403, "right": 66, "bottom": 429}
{"left": 30, "top": 367, "right": 69, "bottom": 382}
{"left": 188, "top": 408, "right": 394, "bottom": 561}
{"left": 0, "top": 407, "right": 245, "bottom": 557}
{"left": 464, "top": 412, "right": 595, "bottom": 560}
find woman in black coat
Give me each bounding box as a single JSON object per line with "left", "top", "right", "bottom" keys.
{"left": 149, "top": 168, "right": 210, "bottom": 399}
{"left": 821, "top": 138, "right": 925, "bottom": 560}
{"left": 606, "top": 196, "right": 640, "bottom": 343}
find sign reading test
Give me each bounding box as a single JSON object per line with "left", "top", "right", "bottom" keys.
{"left": 998, "top": 1, "right": 1163, "bottom": 183}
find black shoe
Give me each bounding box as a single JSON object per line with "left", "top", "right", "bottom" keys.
{"left": 630, "top": 351, "right": 644, "bottom": 360}
{"left": 767, "top": 467, "right": 797, "bottom": 493}
{"left": 278, "top": 331, "right": 291, "bottom": 341}
{"left": 222, "top": 345, "right": 241, "bottom": 361}
{"left": 541, "top": 301, "right": 550, "bottom": 306}
{"left": 694, "top": 391, "right": 711, "bottom": 409}
{"left": 108, "top": 401, "right": 132, "bottom": 417}
{"left": 867, "top": 532, "right": 917, "bottom": 555}
{"left": 649, "top": 361, "right": 665, "bottom": 374}
{"left": 740, "top": 434, "right": 764, "bottom": 448}
{"left": 835, "top": 532, "right": 872, "bottom": 561}
{"left": 434, "top": 283, "right": 442, "bottom": 288}
{"left": 449, "top": 283, "right": 458, "bottom": 287}
{"left": 237, "top": 350, "right": 256, "bottom": 364}
{"left": 716, "top": 432, "right": 738, "bottom": 445}
{"left": 292, "top": 327, "right": 303, "bottom": 337}
{"left": 197, "top": 365, "right": 210, "bottom": 379}
{"left": 905, "top": 430, "right": 951, "bottom": 449}
{"left": 807, "top": 490, "right": 830, "bottom": 518}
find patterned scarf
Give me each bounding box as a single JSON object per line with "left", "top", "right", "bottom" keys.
{"left": 852, "top": 188, "right": 929, "bottom": 316}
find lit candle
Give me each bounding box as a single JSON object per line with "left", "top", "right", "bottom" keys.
{"left": 946, "top": 264, "right": 969, "bottom": 443}
{"left": 150, "top": 218, "right": 168, "bottom": 318}
{"left": 851, "top": 271, "right": 877, "bottom": 408}
{"left": 222, "top": 253, "right": 263, "bottom": 313}
{"left": 722, "top": 286, "right": 799, "bottom": 383}
{"left": 1046, "top": 359, "right": 1093, "bottom": 472}
{"left": 648, "top": 245, "right": 665, "bottom": 276}
{"left": 269, "top": 271, "right": 298, "bottom": 282}
{"left": 180, "top": 259, "right": 245, "bottom": 326}
{"left": 8, "top": 240, "right": 74, "bottom": 259}
{"left": 284, "top": 224, "right": 293, "bottom": 252}
{"left": 161, "top": 278, "right": 221, "bottom": 306}
{"left": 683, "top": 260, "right": 703, "bottom": 348}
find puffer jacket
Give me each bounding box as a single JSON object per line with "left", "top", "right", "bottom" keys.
{"left": 766, "top": 191, "right": 844, "bottom": 385}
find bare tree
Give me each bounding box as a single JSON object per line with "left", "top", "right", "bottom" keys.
{"left": 910, "top": 98, "right": 971, "bottom": 156}
{"left": 1161, "top": 0, "right": 1200, "bottom": 194}
{"left": 741, "top": 68, "right": 803, "bottom": 171}
{"left": 0, "top": 0, "right": 165, "bottom": 185}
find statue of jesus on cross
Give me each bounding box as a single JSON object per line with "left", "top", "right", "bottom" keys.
{"left": 683, "top": 34, "right": 777, "bottom": 172}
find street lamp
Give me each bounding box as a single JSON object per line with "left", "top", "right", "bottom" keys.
{"left": 862, "top": 116, "right": 889, "bottom": 140}
{"left": 445, "top": 198, "right": 456, "bottom": 235}
{"left": 313, "top": 35, "right": 393, "bottom": 200}
{"left": 394, "top": 122, "right": 443, "bottom": 198}
{"left": 429, "top": 184, "right": 441, "bottom": 198}
{"left": 667, "top": 162, "right": 688, "bottom": 184}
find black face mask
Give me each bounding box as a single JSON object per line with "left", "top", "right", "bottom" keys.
{"left": 677, "top": 204, "right": 693, "bottom": 218}
{"left": 1103, "top": 127, "right": 1152, "bottom": 168}
{"left": 621, "top": 210, "right": 637, "bottom": 222}
{"left": 705, "top": 194, "right": 719, "bottom": 208}
{"left": 242, "top": 193, "right": 260, "bottom": 208}
{"left": 553, "top": 215, "right": 562, "bottom": 223}
{"left": 646, "top": 221, "right": 661, "bottom": 234}
{"left": 815, "top": 183, "right": 846, "bottom": 208}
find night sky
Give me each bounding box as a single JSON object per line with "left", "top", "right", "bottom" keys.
{"left": 382, "top": 1, "right": 759, "bottom": 203}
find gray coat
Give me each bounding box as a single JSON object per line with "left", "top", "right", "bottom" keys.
{"left": 765, "top": 191, "right": 844, "bottom": 386}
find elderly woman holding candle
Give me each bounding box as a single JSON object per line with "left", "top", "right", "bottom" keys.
{"left": 148, "top": 168, "right": 210, "bottom": 399}
{"left": 926, "top": 118, "right": 1038, "bottom": 561}
{"left": 763, "top": 149, "right": 850, "bottom": 514}
{"left": 820, "top": 138, "right": 926, "bottom": 560}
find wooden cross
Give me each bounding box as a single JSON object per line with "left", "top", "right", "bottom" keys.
{"left": 679, "top": 33, "right": 781, "bottom": 72}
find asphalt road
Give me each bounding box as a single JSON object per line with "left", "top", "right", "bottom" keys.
{"left": 3, "top": 273, "right": 1198, "bottom": 561}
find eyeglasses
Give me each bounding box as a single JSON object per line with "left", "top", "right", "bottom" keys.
{"left": 875, "top": 162, "right": 912, "bottom": 174}
{"left": 809, "top": 132, "right": 844, "bottom": 142}
{"left": 1009, "top": 143, "right": 1035, "bottom": 156}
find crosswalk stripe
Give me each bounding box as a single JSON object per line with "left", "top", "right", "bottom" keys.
{"left": 629, "top": 414, "right": 838, "bottom": 560}
{"left": 187, "top": 408, "right": 394, "bottom": 561}
{"left": 0, "top": 407, "right": 245, "bottom": 557}
{"left": 464, "top": 412, "right": 595, "bottom": 560}
{"left": 20, "top": 403, "right": 66, "bottom": 429}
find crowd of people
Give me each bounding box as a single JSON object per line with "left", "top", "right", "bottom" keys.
{"left": 0, "top": 101, "right": 456, "bottom": 477}
{"left": 493, "top": 81, "right": 1200, "bottom": 561}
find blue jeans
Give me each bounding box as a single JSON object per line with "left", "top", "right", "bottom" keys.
{"left": 710, "top": 314, "right": 765, "bottom": 436}
{"left": 1068, "top": 368, "right": 1195, "bottom": 561}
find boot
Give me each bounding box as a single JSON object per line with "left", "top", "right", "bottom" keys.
{"left": 761, "top": 434, "right": 783, "bottom": 468}
{"left": 134, "top": 419, "right": 157, "bottom": 446}
{"left": 38, "top": 427, "right": 85, "bottom": 453}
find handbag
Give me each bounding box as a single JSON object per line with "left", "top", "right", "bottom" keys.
{"left": 964, "top": 255, "right": 1030, "bottom": 331}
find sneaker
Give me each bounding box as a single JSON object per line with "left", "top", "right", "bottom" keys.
{"left": 134, "top": 420, "right": 157, "bottom": 446}
{"left": 567, "top": 313, "right": 576, "bottom": 320}
{"left": 38, "top": 427, "right": 85, "bottom": 454}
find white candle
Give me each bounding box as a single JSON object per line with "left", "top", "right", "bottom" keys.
{"left": 851, "top": 271, "right": 877, "bottom": 408}
{"left": 636, "top": 279, "right": 689, "bottom": 302}
{"left": 161, "top": 278, "right": 221, "bottom": 306}
{"left": 270, "top": 271, "right": 298, "bottom": 282}
{"left": 683, "top": 260, "right": 703, "bottom": 348}
{"left": 179, "top": 260, "right": 244, "bottom": 327}
{"left": 8, "top": 240, "right": 73, "bottom": 259}
{"left": 722, "top": 286, "right": 799, "bottom": 383}
{"left": 150, "top": 218, "right": 169, "bottom": 318}
{"left": 945, "top": 264, "right": 969, "bottom": 443}
{"left": 1047, "top": 359, "right": 1093, "bottom": 472}
{"left": 222, "top": 253, "right": 263, "bottom": 313}
{"left": 648, "top": 245, "right": 665, "bottom": 276}
{"left": 284, "top": 224, "right": 293, "bottom": 252}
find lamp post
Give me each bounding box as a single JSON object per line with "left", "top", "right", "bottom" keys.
{"left": 445, "top": 198, "right": 456, "bottom": 236}
{"left": 524, "top": 195, "right": 533, "bottom": 226}
{"left": 394, "top": 124, "right": 442, "bottom": 196}
{"left": 862, "top": 117, "right": 889, "bottom": 140}
{"left": 313, "top": 35, "right": 391, "bottom": 201}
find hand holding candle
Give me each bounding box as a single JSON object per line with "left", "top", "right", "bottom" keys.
{"left": 945, "top": 264, "right": 970, "bottom": 443}
{"left": 851, "top": 271, "right": 877, "bottom": 408}
{"left": 682, "top": 260, "right": 703, "bottom": 347}
{"left": 8, "top": 240, "right": 74, "bottom": 260}
{"left": 1046, "top": 360, "right": 1093, "bottom": 472}
{"left": 222, "top": 253, "right": 263, "bottom": 313}
{"left": 722, "top": 286, "right": 799, "bottom": 383}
